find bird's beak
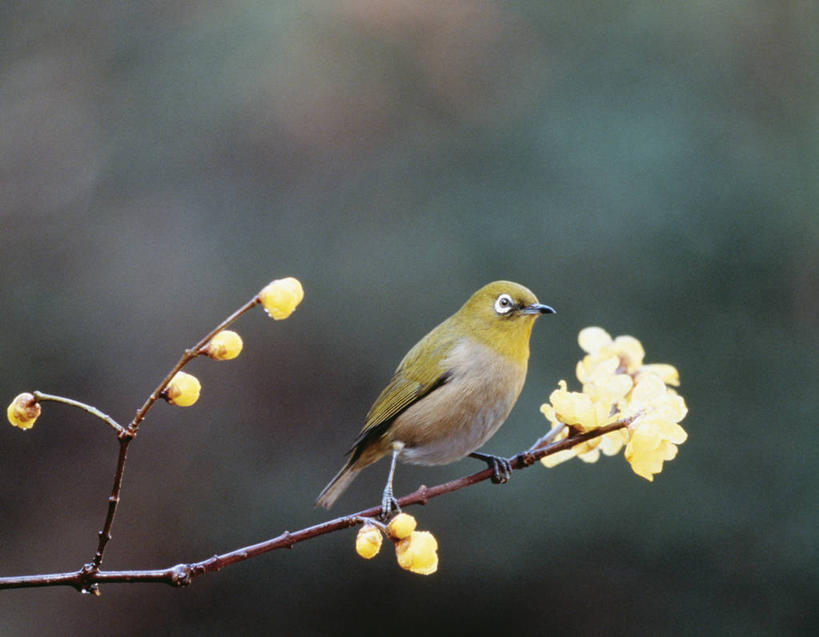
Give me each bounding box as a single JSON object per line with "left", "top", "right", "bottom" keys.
{"left": 520, "top": 303, "right": 555, "bottom": 316}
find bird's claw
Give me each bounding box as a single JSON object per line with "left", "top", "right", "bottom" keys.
{"left": 470, "top": 452, "right": 512, "bottom": 484}
{"left": 489, "top": 456, "right": 512, "bottom": 484}
{"left": 380, "top": 490, "right": 400, "bottom": 520}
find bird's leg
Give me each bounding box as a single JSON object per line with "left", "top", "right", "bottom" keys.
{"left": 380, "top": 447, "right": 402, "bottom": 520}
{"left": 469, "top": 451, "right": 512, "bottom": 484}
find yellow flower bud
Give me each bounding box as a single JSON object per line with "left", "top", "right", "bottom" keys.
{"left": 205, "top": 330, "right": 243, "bottom": 360}
{"left": 355, "top": 524, "right": 383, "bottom": 559}
{"left": 164, "top": 371, "right": 201, "bottom": 407}
{"left": 386, "top": 513, "right": 417, "bottom": 540}
{"left": 7, "top": 393, "right": 41, "bottom": 430}
{"left": 258, "top": 277, "right": 304, "bottom": 320}
{"left": 395, "top": 530, "right": 438, "bottom": 575}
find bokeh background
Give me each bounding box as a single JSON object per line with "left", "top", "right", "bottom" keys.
{"left": 1, "top": 1, "right": 816, "bottom": 635}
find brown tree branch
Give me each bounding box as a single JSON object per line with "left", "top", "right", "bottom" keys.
{"left": 84, "top": 294, "right": 262, "bottom": 577}
{"left": 0, "top": 419, "right": 629, "bottom": 592}
{"left": 89, "top": 437, "right": 131, "bottom": 575}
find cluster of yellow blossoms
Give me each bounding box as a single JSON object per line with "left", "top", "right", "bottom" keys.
{"left": 355, "top": 513, "right": 439, "bottom": 575}
{"left": 6, "top": 277, "right": 304, "bottom": 426}
{"left": 540, "top": 327, "right": 688, "bottom": 481}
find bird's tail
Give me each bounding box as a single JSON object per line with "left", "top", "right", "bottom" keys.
{"left": 315, "top": 458, "right": 361, "bottom": 509}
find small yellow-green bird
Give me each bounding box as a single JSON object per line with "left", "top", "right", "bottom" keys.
{"left": 316, "top": 281, "right": 554, "bottom": 513}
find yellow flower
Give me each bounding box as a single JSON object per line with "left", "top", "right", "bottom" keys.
{"left": 625, "top": 419, "right": 688, "bottom": 481}
{"left": 637, "top": 364, "right": 680, "bottom": 386}
{"left": 623, "top": 373, "right": 688, "bottom": 424}
{"left": 387, "top": 513, "right": 417, "bottom": 540}
{"left": 395, "top": 530, "right": 438, "bottom": 575}
{"left": 258, "top": 277, "right": 304, "bottom": 320}
{"left": 577, "top": 326, "right": 645, "bottom": 378}
{"left": 541, "top": 328, "right": 687, "bottom": 477}
{"left": 164, "top": 371, "right": 201, "bottom": 407}
{"left": 355, "top": 524, "right": 383, "bottom": 559}
{"left": 597, "top": 428, "right": 629, "bottom": 457}
{"left": 574, "top": 441, "right": 603, "bottom": 463}
{"left": 579, "top": 356, "right": 634, "bottom": 409}
{"left": 205, "top": 330, "right": 243, "bottom": 360}
{"left": 539, "top": 402, "right": 562, "bottom": 430}
{"left": 622, "top": 373, "right": 688, "bottom": 480}
{"left": 578, "top": 327, "right": 680, "bottom": 389}
{"left": 7, "top": 393, "right": 41, "bottom": 430}
{"left": 540, "top": 448, "right": 577, "bottom": 468}
{"left": 536, "top": 415, "right": 574, "bottom": 468}
{"left": 577, "top": 326, "right": 614, "bottom": 354}
{"left": 539, "top": 391, "right": 621, "bottom": 467}
{"left": 547, "top": 380, "right": 613, "bottom": 432}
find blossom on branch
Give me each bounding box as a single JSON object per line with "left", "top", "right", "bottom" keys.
{"left": 258, "top": 277, "right": 304, "bottom": 320}
{"left": 395, "top": 530, "right": 438, "bottom": 575}
{"left": 354, "top": 513, "right": 438, "bottom": 575}
{"left": 540, "top": 327, "right": 687, "bottom": 480}
{"left": 205, "top": 330, "right": 243, "bottom": 360}
{"left": 7, "top": 393, "right": 41, "bottom": 430}
{"left": 164, "top": 371, "right": 202, "bottom": 407}
{"left": 355, "top": 524, "right": 383, "bottom": 559}
{"left": 386, "top": 513, "right": 417, "bottom": 540}
{"left": 621, "top": 373, "right": 688, "bottom": 480}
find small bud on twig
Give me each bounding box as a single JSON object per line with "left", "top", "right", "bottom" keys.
{"left": 7, "top": 393, "right": 41, "bottom": 430}
{"left": 204, "top": 330, "right": 244, "bottom": 360}
{"left": 258, "top": 277, "right": 304, "bottom": 320}
{"left": 163, "top": 372, "right": 201, "bottom": 407}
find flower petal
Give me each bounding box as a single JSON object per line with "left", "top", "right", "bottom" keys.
{"left": 578, "top": 327, "right": 612, "bottom": 354}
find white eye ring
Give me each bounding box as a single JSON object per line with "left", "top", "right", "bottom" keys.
{"left": 494, "top": 293, "right": 515, "bottom": 314}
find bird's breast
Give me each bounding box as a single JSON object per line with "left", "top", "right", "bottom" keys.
{"left": 391, "top": 339, "right": 527, "bottom": 465}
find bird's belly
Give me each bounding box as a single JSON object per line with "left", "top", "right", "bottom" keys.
{"left": 390, "top": 347, "right": 526, "bottom": 465}
{"left": 396, "top": 401, "right": 512, "bottom": 465}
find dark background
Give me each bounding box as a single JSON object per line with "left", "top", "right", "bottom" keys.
{"left": 1, "top": 1, "right": 816, "bottom": 635}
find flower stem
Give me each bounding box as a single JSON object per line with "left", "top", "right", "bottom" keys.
{"left": 32, "top": 391, "right": 124, "bottom": 435}
{"left": 127, "top": 295, "right": 260, "bottom": 435}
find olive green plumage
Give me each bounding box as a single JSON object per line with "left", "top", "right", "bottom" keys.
{"left": 316, "top": 281, "right": 554, "bottom": 509}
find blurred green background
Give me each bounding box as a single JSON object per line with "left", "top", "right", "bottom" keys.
{"left": 1, "top": 1, "right": 816, "bottom": 635}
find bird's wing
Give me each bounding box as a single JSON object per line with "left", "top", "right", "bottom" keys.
{"left": 348, "top": 334, "right": 455, "bottom": 453}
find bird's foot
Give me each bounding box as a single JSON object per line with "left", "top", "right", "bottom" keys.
{"left": 380, "top": 488, "right": 400, "bottom": 521}
{"left": 470, "top": 452, "right": 512, "bottom": 484}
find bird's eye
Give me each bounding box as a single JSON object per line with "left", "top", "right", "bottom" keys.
{"left": 494, "top": 294, "right": 515, "bottom": 314}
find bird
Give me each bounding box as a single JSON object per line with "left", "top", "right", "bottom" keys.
{"left": 315, "top": 281, "right": 555, "bottom": 515}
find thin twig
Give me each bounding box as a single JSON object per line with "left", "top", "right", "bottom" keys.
{"left": 87, "top": 294, "right": 261, "bottom": 572}
{"left": 90, "top": 437, "right": 131, "bottom": 572}
{"left": 0, "top": 419, "right": 630, "bottom": 591}
{"left": 526, "top": 422, "right": 566, "bottom": 452}
{"left": 32, "top": 392, "right": 124, "bottom": 435}
{"left": 128, "top": 295, "right": 261, "bottom": 435}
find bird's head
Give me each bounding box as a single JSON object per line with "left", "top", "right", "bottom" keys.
{"left": 453, "top": 281, "right": 555, "bottom": 361}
